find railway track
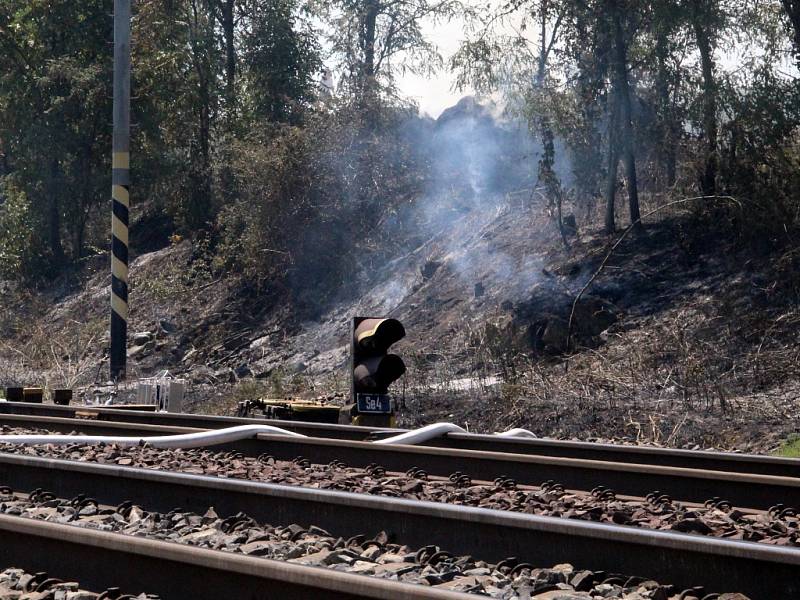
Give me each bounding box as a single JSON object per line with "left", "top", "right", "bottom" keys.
{"left": 0, "top": 486, "right": 721, "bottom": 599}
{"left": 1, "top": 403, "right": 799, "bottom": 598}
{"left": 0, "top": 567, "right": 154, "bottom": 599}
{"left": 0, "top": 452, "right": 797, "bottom": 598}
{"left": 0, "top": 514, "right": 472, "bottom": 600}
{"left": 1, "top": 427, "right": 798, "bottom": 547}
{"left": 1, "top": 401, "right": 798, "bottom": 478}
{"left": 1, "top": 415, "right": 799, "bottom": 511}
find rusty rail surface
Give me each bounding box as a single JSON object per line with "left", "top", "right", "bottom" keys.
{"left": 0, "top": 412, "right": 799, "bottom": 510}
{"left": 0, "top": 453, "right": 798, "bottom": 599}
{"left": 0, "top": 513, "right": 472, "bottom": 600}
{"left": 1, "top": 401, "right": 798, "bottom": 478}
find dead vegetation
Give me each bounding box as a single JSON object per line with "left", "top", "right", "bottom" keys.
{"left": 399, "top": 302, "right": 800, "bottom": 452}
{"left": 1, "top": 190, "right": 798, "bottom": 452}
{"left": 394, "top": 198, "right": 800, "bottom": 452}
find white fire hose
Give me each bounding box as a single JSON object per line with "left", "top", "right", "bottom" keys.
{"left": 0, "top": 424, "right": 306, "bottom": 449}
{"left": 376, "top": 423, "right": 537, "bottom": 444}
{"left": 374, "top": 422, "right": 466, "bottom": 445}
{"left": 0, "top": 422, "right": 535, "bottom": 448}
{"left": 494, "top": 428, "right": 538, "bottom": 439}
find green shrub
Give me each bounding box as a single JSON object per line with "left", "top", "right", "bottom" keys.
{"left": 0, "top": 177, "right": 47, "bottom": 281}
{"left": 214, "top": 101, "right": 427, "bottom": 314}
{"left": 774, "top": 435, "right": 800, "bottom": 458}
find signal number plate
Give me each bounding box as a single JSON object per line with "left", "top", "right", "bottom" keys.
{"left": 357, "top": 394, "right": 392, "bottom": 414}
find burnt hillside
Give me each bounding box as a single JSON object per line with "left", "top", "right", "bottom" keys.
{"left": 1, "top": 109, "right": 798, "bottom": 452}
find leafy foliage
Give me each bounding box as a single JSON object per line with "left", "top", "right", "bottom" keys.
{"left": 240, "top": 0, "right": 320, "bottom": 124}
{"left": 215, "top": 98, "right": 427, "bottom": 313}
{"left": 453, "top": 0, "right": 800, "bottom": 237}
{"left": 0, "top": 178, "right": 44, "bottom": 279}
{"left": 0, "top": 0, "right": 798, "bottom": 293}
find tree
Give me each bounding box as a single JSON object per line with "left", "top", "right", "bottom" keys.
{"left": 239, "top": 0, "right": 320, "bottom": 124}
{"left": 0, "top": 0, "right": 112, "bottom": 264}
{"left": 644, "top": 0, "right": 690, "bottom": 189}
{"left": 452, "top": 0, "right": 570, "bottom": 238}
{"left": 530, "top": 1, "right": 569, "bottom": 244}
{"left": 453, "top": 0, "right": 648, "bottom": 233}
{"left": 781, "top": 0, "right": 800, "bottom": 62}
{"left": 216, "top": 0, "right": 237, "bottom": 114}
{"left": 689, "top": 0, "right": 721, "bottom": 197}
{"left": 607, "top": 0, "right": 641, "bottom": 229}
{"left": 325, "top": 0, "right": 459, "bottom": 106}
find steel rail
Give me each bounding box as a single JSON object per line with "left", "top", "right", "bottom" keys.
{"left": 0, "top": 413, "right": 798, "bottom": 510}
{"left": 0, "top": 513, "right": 471, "bottom": 600}
{"left": 0, "top": 402, "right": 371, "bottom": 439}
{"left": 2, "top": 401, "right": 798, "bottom": 478}
{"left": 0, "top": 453, "right": 797, "bottom": 599}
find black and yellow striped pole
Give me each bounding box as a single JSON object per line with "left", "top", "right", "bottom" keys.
{"left": 110, "top": 0, "right": 131, "bottom": 381}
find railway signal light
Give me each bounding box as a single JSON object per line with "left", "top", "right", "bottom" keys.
{"left": 350, "top": 317, "right": 406, "bottom": 424}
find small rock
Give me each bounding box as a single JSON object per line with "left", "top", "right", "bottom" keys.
{"left": 421, "top": 260, "right": 442, "bottom": 280}
{"left": 133, "top": 332, "right": 153, "bottom": 345}
{"left": 359, "top": 546, "right": 383, "bottom": 561}
{"left": 570, "top": 571, "right": 595, "bottom": 591}
{"left": 532, "top": 591, "right": 591, "bottom": 599}
{"left": 239, "top": 541, "right": 274, "bottom": 556}
{"left": 670, "top": 519, "right": 713, "bottom": 535}
{"left": 212, "top": 368, "right": 235, "bottom": 383}
{"left": 127, "top": 345, "right": 147, "bottom": 358}
{"left": 234, "top": 364, "right": 252, "bottom": 379}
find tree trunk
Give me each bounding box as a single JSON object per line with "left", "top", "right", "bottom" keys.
{"left": 0, "top": 142, "right": 8, "bottom": 177}
{"left": 75, "top": 217, "right": 86, "bottom": 263}
{"left": 47, "top": 157, "right": 64, "bottom": 262}
{"left": 535, "top": 1, "right": 565, "bottom": 246}
{"left": 572, "top": 7, "right": 604, "bottom": 218}
{"left": 781, "top": 0, "right": 800, "bottom": 66}
{"left": 188, "top": 0, "right": 213, "bottom": 230}
{"left": 693, "top": 7, "right": 718, "bottom": 197}
{"left": 362, "top": 0, "right": 377, "bottom": 81}
{"left": 359, "top": 0, "right": 379, "bottom": 121}
{"left": 610, "top": 0, "right": 641, "bottom": 228}
{"left": 221, "top": 0, "right": 235, "bottom": 110}
{"left": 218, "top": 0, "right": 237, "bottom": 203}
{"left": 654, "top": 32, "right": 676, "bottom": 188}
{"left": 605, "top": 91, "right": 620, "bottom": 234}
{"left": 193, "top": 70, "right": 212, "bottom": 228}
{"left": 537, "top": 4, "right": 547, "bottom": 85}
{"left": 74, "top": 144, "right": 92, "bottom": 261}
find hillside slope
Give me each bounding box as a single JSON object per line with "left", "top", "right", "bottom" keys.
{"left": 1, "top": 195, "right": 798, "bottom": 453}
{"left": 1, "top": 99, "right": 798, "bottom": 452}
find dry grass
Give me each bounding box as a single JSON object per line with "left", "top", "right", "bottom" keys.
{"left": 395, "top": 200, "right": 800, "bottom": 452}
{"left": 396, "top": 290, "right": 800, "bottom": 452}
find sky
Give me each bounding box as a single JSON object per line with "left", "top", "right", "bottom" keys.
{"left": 396, "top": 18, "right": 471, "bottom": 118}
{"left": 383, "top": 8, "right": 799, "bottom": 119}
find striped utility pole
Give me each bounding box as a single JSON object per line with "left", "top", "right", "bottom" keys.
{"left": 110, "top": 0, "right": 131, "bottom": 381}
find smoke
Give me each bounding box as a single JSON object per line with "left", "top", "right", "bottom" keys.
{"left": 294, "top": 94, "right": 575, "bottom": 322}
{"left": 284, "top": 95, "right": 579, "bottom": 371}
{"left": 403, "top": 96, "right": 571, "bottom": 303}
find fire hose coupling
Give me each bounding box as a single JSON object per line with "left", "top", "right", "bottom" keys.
{"left": 0, "top": 423, "right": 535, "bottom": 448}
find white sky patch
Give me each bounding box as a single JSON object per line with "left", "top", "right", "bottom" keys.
{"left": 360, "top": 6, "right": 797, "bottom": 119}
{"left": 398, "top": 18, "right": 473, "bottom": 118}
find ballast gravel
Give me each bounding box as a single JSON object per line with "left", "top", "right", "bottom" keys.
{"left": 0, "top": 488, "right": 750, "bottom": 600}
{"left": 0, "top": 427, "right": 796, "bottom": 548}
{"left": 0, "top": 567, "right": 158, "bottom": 600}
